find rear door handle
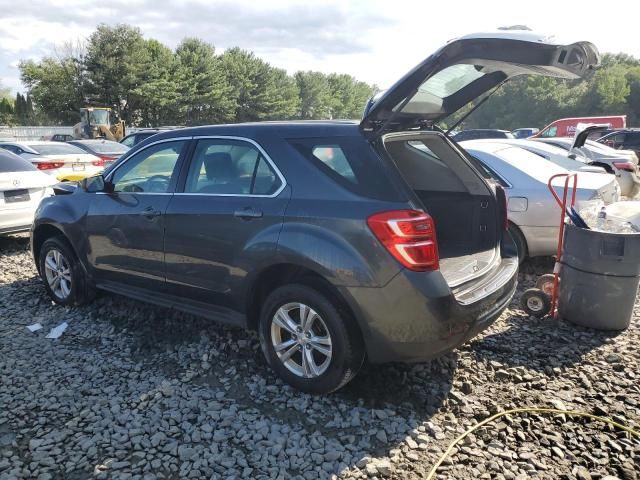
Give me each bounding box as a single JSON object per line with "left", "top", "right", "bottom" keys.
{"left": 234, "top": 207, "right": 263, "bottom": 219}
{"left": 140, "top": 206, "right": 162, "bottom": 219}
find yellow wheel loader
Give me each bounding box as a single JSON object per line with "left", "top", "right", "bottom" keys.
{"left": 73, "top": 107, "right": 126, "bottom": 141}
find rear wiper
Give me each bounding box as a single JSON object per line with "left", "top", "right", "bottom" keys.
{"left": 445, "top": 80, "right": 508, "bottom": 136}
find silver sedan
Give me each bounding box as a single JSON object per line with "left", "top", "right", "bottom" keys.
{"left": 462, "top": 141, "right": 621, "bottom": 260}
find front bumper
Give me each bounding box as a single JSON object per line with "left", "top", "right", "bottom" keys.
{"left": 342, "top": 238, "right": 518, "bottom": 364}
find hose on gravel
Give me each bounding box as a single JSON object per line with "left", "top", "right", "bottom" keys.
{"left": 425, "top": 407, "right": 640, "bottom": 480}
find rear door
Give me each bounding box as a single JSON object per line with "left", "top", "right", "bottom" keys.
{"left": 361, "top": 31, "right": 599, "bottom": 133}
{"left": 163, "top": 136, "right": 289, "bottom": 311}
{"left": 85, "top": 138, "right": 189, "bottom": 291}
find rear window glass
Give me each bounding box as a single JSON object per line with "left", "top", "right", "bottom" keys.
{"left": 31, "top": 143, "right": 86, "bottom": 155}
{"left": 0, "top": 151, "right": 36, "bottom": 172}
{"left": 80, "top": 141, "right": 129, "bottom": 154}
{"left": 288, "top": 136, "right": 402, "bottom": 201}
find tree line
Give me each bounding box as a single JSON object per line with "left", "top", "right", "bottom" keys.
{"left": 4, "top": 24, "right": 376, "bottom": 127}
{"left": 450, "top": 53, "right": 640, "bottom": 130}
{"left": 5, "top": 24, "right": 640, "bottom": 130}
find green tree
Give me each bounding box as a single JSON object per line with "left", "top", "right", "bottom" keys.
{"left": 84, "top": 24, "right": 151, "bottom": 123}
{"left": 327, "top": 73, "right": 376, "bottom": 119}
{"left": 175, "top": 38, "right": 234, "bottom": 125}
{"left": 220, "top": 48, "right": 299, "bottom": 121}
{"left": 295, "top": 71, "right": 332, "bottom": 119}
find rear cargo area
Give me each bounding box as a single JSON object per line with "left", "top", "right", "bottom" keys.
{"left": 382, "top": 132, "right": 500, "bottom": 287}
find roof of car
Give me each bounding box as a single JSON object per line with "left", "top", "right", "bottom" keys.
{"left": 138, "top": 120, "right": 362, "bottom": 142}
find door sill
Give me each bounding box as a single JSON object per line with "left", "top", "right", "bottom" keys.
{"left": 96, "top": 281, "right": 246, "bottom": 328}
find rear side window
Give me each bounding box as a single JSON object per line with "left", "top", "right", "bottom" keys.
{"left": 288, "top": 136, "right": 401, "bottom": 200}
{"left": 184, "top": 138, "right": 282, "bottom": 196}
{"left": 0, "top": 151, "right": 36, "bottom": 172}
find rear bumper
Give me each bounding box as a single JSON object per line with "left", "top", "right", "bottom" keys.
{"left": 342, "top": 237, "right": 518, "bottom": 363}
{"left": 0, "top": 208, "right": 37, "bottom": 235}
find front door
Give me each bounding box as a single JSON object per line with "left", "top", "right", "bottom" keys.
{"left": 164, "top": 137, "right": 289, "bottom": 311}
{"left": 85, "top": 139, "right": 189, "bottom": 290}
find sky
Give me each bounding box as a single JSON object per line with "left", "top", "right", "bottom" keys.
{"left": 1, "top": 0, "right": 640, "bottom": 94}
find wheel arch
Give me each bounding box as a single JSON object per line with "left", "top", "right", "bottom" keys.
{"left": 32, "top": 224, "right": 80, "bottom": 275}
{"left": 245, "top": 262, "right": 367, "bottom": 345}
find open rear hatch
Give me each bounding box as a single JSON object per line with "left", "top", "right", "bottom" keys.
{"left": 361, "top": 31, "right": 599, "bottom": 135}
{"left": 366, "top": 31, "right": 599, "bottom": 287}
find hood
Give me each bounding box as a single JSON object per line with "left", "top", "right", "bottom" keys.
{"left": 361, "top": 31, "right": 599, "bottom": 135}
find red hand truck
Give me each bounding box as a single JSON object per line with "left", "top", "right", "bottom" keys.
{"left": 520, "top": 173, "right": 578, "bottom": 318}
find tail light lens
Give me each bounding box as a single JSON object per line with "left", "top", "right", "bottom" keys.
{"left": 495, "top": 185, "right": 509, "bottom": 230}
{"left": 34, "top": 161, "right": 64, "bottom": 171}
{"left": 92, "top": 155, "right": 115, "bottom": 167}
{"left": 367, "top": 210, "right": 439, "bottom": 271}
{"left": 612, "top": 161, "right": 635, "bottom": 172}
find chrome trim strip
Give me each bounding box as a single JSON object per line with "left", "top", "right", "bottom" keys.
{"left": 188, "top": 135, "right": 287, "bottom": 198}
{"left": 104, "top": 135, "right": 287, "bottom": 199}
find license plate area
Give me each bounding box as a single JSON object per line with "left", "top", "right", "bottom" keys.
{"left": 72, "top": 163, "right": 86, "bottom": 171}
{"left": 4, "top": 189, "right": 30, "bottom": 203}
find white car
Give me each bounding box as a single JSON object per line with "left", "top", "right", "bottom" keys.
{"left": 1, "top": 150, "right": 56, "bottom": 235}
{"left": 468, "top": 138, "right": 607, "bottom": 173}
{"left": 534, "top": 134, "right": 640, "bottom": 197}
{"left": 461, "top": 141, "right": 621, "bottom": 260}
{"left": 0, "top": 141, "right": 103, "bottom": 182}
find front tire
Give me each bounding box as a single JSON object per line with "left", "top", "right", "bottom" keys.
{"left": 39, "top": 236, "right": 93, "bottom": 306}
{"left": 259, "top": 284, "right": 364, "bottom": 394}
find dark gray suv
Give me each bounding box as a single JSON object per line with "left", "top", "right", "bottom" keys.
{"left": 31, "top": 32, "right": 598, "bottom": 393}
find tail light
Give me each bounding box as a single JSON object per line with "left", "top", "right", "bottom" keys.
{"left": 612, "top": 161, "right": 635, "bottom": 172}
{"left": 92, "top": 156, "right": 113, "bottom": 167}
{"left": 34, "top": 161, "right": 64, "bottom": 171}
{"left": 367, "top": 210, "right": 439, "bottom": 271}
{"left": 495, "top": 185, "right": 509, "bottom": 230}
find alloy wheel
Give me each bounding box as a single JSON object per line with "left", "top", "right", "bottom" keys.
{"left": 270, "top": 302, "right": 333, "bottom": 378}
{"left": 44, "top": 249, "right": 72, "bottom": 300}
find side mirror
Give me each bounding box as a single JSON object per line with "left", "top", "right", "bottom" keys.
{"left": 83, "top": 175, "right": 114, "bottom": 193}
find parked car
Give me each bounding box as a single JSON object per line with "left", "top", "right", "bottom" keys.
{"left": 535, "top": 133, "right": 640, "bottom": 197}
{"left": 31, "top": 31, "right": 599, "bottom": 393}
{"left": 511, "top": 128, "right": 539, "bottom": 139}
{"left": 453, "top": 129, "right": 515, "bottom": 142}
{"left": 0, "top": 150, "right": 56, "bottom": 235}
{"left": 480, "top": 138, "right": 608, "bottom": 174}
{"left": 462, "top": 141, "right": 620, "bottom": 260}
{"left": 68, "top": 139, "right": 129, "bottom": 167}
{"left": 597, "top": 129, "right": 640, "bottom": 157}
{"left": 51, "top": 134, "right": 75, "bottom": 142}
{"left": 0, "top": 141, "right": 103, "bottom": 182}
{"left": 532, "top": 115, "right": 626, "bottom": 138}
{"left": 120, "top": 129, "right": 171, "bottom": 148}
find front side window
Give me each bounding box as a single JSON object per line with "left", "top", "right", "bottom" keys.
{"left": 184, "top": 139, "right": 282, "bottom": 195}
{"left": 542, "top": 126, "right": 558, "bottom": 138}
{"left": 111, "top": 140, "right": 185, "bottom": 193}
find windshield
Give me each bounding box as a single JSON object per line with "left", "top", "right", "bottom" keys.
{"left": 31, "top": 143, "right": 87, "bottom": 155}
{"left": 88, "top": 109, "right": 109, "bottom": 125}
{"left": 495, "top": 146, "right": 567, "bottom": 182}
{"left": 82, "top": 141, "right": 129, "bottom": 154}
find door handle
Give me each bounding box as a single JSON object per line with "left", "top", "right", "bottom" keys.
{"left": 234, "top": 207, "right": 263, "bottom": 219}
{"left": 140, "top": 206, "right": 162, "bottom": 219}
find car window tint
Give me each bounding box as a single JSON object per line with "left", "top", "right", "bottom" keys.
{"left": 111, "top": 141, "right": 184, "bottom": 193}
{"left": 184, "top": 139, "right": 281, "bottom": 195}
{"left": 311, "top": 145, "right": 356, "bottom": 184}
{"left": 288, "top": 136, "right": 403, "bottom": 201}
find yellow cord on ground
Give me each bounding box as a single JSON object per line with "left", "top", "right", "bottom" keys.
{"left": 425, "top": 408, "right": 640, "bottom": 480}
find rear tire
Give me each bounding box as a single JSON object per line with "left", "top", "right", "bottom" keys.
{"left": 508, "top": 223, "right": 527, "bottom": 264}
{"left": 39, "top": 236, "right": 94, "bottom": 306}
{"left": 520, "top": 288, "right": 550, "bottom": 318}
{"left": 259, "top": 284, "right": 364, "bottom": 394}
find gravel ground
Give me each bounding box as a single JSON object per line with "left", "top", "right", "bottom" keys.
{"left": 1, "top": 234, "right": 639, "bottom": 480}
